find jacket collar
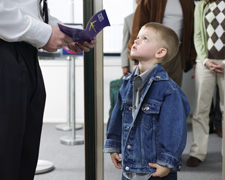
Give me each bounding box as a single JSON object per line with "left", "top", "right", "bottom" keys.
{"left": 125, "top": 64, "right": 169, "bottom": 82}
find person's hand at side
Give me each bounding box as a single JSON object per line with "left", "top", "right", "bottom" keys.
{"left": 191, "top": 64, "right": 196, "bottom": 79}
{"left": 149, "top": 163, "right": 170, "bottom": 178}
{"left": 122, "top": 67, "right": 130, "bottom": 76}
{"left": 110, "top": 153, "right": 122, "bottom": 169}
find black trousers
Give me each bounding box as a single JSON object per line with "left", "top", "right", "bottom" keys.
{"left": 0, "top": 39, "right": 46, "bottom": 180}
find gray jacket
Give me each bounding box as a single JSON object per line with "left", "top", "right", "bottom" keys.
{"left": 121, "top": 13, "right": 134, "bottom": 72}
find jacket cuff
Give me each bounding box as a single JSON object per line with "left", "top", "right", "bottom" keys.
{"left": 104, "top": 139, "right": 121, "bottom": 153}
{"left": 157, "top": 153, "right": 181, "bottom": 171}
{"left": 103, "top": 147, "right": 120, "bottom": 153}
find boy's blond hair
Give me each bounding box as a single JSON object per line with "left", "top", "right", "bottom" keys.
{"left": 144, "top": 22, "right": 179, "bottom": 63}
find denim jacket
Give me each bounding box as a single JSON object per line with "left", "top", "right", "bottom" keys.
{"left": 104, "top": 64, "right": 190, "bottom": 174}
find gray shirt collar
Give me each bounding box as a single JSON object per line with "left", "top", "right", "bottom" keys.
{"left": 134, "top": 64, "right": 158, "bottom": 87}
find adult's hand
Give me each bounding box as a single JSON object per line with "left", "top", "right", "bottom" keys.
{"left": 68, "top": 38, "right": 97, "bottom": 53}
{"left": 191, "top": 64, "right": 196, "bottom": 79}
{"left": 205, "top": 60, "right": 217, "bottom": 72}
{"left": 42, "top": 26, "right": 97, "bottom": 53}
{"left": 42, "top": 26, "right": 73, "bottom": 52}
{"left": 214, "top": 63, "right": 224, "bottom": 74}
{"left": 122, "top": 67, "right": 130, "bottom": 76}
{"left": 205, "top": 60, "right": 224, "bottom": 74}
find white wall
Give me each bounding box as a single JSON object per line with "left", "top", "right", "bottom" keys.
{"left": 48, "top": 0, "right": 83, "bottom": 23}
{"left": 40, "top": 56, "right": 122, "bottom": 124}
{"left": 40, "top": 60, "right": 68, "bottom": 123}
{"left": 48, "top": 0, "right": 134, "bottom": 24}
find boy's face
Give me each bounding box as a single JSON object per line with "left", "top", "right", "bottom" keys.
{"left": 130, "top": 27, "right": 161, "bottom": 62}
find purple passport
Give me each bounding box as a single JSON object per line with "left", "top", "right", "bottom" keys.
{"left": 58, "top": 9, "right": 110, "bottom": 42}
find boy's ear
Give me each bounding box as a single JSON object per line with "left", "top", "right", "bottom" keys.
{"left": 155, "top": 48, "right": 167, "bottom": 59}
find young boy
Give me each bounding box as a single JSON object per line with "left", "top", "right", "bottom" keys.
{"left": 104, "top": 22, "right": 190, "bottom": 180}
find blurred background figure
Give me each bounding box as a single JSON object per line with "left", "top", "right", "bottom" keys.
{"left": 187, "top": 0, "right": 225, "bottom": 167}
{"left": 195, "top": 0, "right": 222, "bottom": 139}
{"left": 127, "top": 0, "right": 196, "bottom": 87}
{"left": 121, "top": 0, "right": 141, "bottom": 76}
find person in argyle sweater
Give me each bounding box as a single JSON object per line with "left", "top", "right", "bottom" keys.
{"left": 187, "top": 0, "right": 225, "bottom": 167}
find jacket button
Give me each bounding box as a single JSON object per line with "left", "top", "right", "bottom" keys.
{"left": 129, "top": 106, "right": 132, "bottom": 110}
{"left": 125, "top": 166, "right": 129, "bottom": 171}
{"left": 125, "top": 126, "right": 129, "bottom": 130}
{"left": 127, "top": 145, "right": 131, "bottom": 149}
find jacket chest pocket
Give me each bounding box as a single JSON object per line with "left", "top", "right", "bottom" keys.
{"left": 121, "top": 102, "right": 133, "bottom": 124}
{"left": 141, "top": 102, "right": 161, "bottom": 129}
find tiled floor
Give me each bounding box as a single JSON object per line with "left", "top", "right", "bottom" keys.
{"left": 34, "top": 123, "right": 222, "bottom": 180}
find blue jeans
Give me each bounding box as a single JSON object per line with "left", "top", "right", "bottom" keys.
{"left": 122, "top": 172, "right": 177, "bottom": 180}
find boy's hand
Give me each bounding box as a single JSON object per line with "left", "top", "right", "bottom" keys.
{"left": 149, "top": 163, "right": 170, "bottom": 178}
{"left": 110, "top": 153, "right": 122, "bottom": 169}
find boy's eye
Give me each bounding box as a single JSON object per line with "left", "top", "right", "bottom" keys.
{"left": 143, "top": 37, "right": 148, "bottom": 41}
